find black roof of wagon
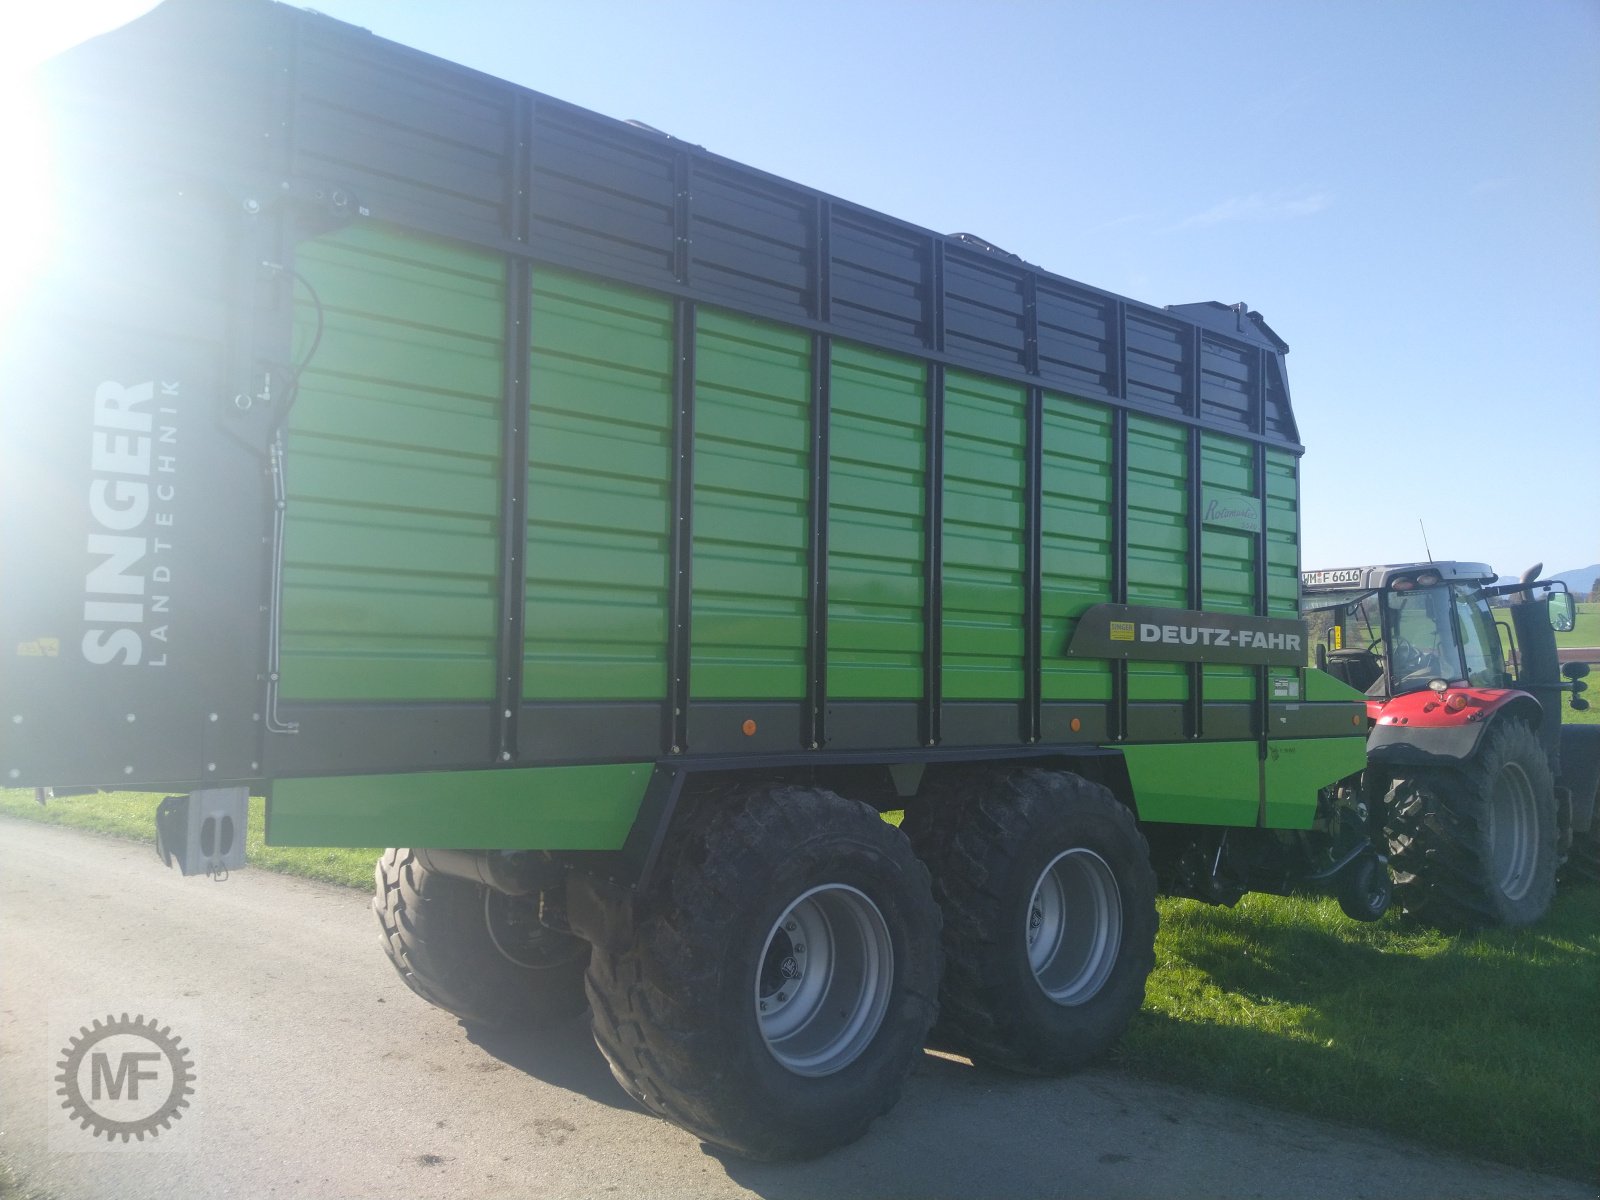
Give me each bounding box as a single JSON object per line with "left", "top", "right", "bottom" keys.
{"left": 41, "top": 0, "right": 1302, "bottom": 451}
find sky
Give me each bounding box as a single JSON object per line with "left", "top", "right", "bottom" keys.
{"left": 6, "top": 0, "right": 1598, "bottom": 577}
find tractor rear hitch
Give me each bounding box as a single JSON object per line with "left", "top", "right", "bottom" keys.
{"left": 1305, "top": 836, "right": 1377, "bottom": 882}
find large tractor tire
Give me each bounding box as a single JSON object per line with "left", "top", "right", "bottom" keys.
{"left": 583, "top": 786, "right": 941, "bottom": 1161}
{"left": 1385, "top": 718, "right": 1558, "bottom": 929}
{"left": 374, "top": 848, "right": 590, "bottom": 1030}
{"left": 903, "top": 768, "right": 1158, "bottom": 1075}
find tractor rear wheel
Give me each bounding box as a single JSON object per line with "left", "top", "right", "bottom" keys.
{"left": 903, "top": 768, "right": 1157, "bottom": 1075}
{"left": 374, "top": 848, "right": 590, "bottom": 1029}
{"left": 1385, "top": 718, "right": 1557, "bottom": 929}
{"left": 582, "top": 786, "right": 941, "bottom": 1160}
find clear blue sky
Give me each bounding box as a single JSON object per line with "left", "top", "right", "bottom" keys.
{"left": 9, "top": 0, "right": 1598, "bottom": 577}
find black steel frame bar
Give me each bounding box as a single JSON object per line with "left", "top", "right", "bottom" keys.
{"left": 1022, "top": 273, "right": 1042, "bottom": 744}
{"left": 1187, "top": 422, "right": 1205, "bottom": 740}
{"left": 491, "top": 94, "right": 535, "bottom": 763}
{"left": 1110, "top": 402, "right": 1129, "bottom": 742}
{"left": 923, "top": 362, "right": 945, "bottom": 747}
{"left": 1253, "top": 439, "right": 1271, "bottom": 754}
{"left": 1024, "top": 385, "right": 1043, "bottom": 744}
{"left": 806, "top": 335, "right": 832, "bottom": 749}
{"left": 667, "top": 301, "right": 696, "bottom": 753}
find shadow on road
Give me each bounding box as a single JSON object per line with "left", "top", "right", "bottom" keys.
{"left": 708, "top": 1051, "right": 1137, "bottom": 1200}
{"left": 462, "top": 1013, "right": 644, "bottom": 1114}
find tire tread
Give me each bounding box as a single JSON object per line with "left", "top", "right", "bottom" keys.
{"left": 1385, "top": 718, "right": 1558, "bottom": 929}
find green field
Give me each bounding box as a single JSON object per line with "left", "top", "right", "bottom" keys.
{"left": 1123, "top": 890, "right": 1597, "bottom": 1181}
{"left": 2, "top": 787, "right": 1594, "bottom": 1180}
{"left": 1558, "top": 602, "right": 1598, "bottom": 726}
{"left": 1560, "top": 600, "right": 1599, "bottom": 652}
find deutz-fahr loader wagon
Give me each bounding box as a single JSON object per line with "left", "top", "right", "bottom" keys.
{"left": 4, "top": 0, "right": 1414, "bottom": 1159}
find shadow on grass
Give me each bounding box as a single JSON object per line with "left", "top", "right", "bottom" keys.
{"left": 1118, "top": 892, "right": 1600, "bottom": 1181}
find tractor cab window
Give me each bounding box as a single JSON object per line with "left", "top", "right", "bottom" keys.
{"left": 1383, "top": 585, "right": 1466, "bottom": 690}
{"left": 1452, "top": 586, "right": 1508, "bottom": 688}
{"left": 1306, "top": 591, "right": 1388, "bottom": 693}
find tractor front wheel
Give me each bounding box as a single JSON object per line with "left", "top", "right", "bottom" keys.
{"left": 1386, "top": 718, "right": 1558, "bottom": 929}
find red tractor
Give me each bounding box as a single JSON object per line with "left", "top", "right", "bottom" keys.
{"left": 1300, "top": 562, "right": 1596, "bottom": 927}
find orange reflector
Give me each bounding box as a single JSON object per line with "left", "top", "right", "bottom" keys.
{"left": 741, "top": 719, "right": 757, "bottom": 736}
{"left": 1444, "top": 693, "right": 1469, "bottom": 713}
{"left": 1352, "top": 714, "right": 1361, "bottom": 725}
{"left": 1070, "top": 717, "right": 1082, "bottom": 733}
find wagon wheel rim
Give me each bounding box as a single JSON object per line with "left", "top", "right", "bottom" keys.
{"left": 1026, "top": 848, "right": 1123, "bottom": 1006}
{"left": 755, "top": 884, "right": 893, "bottom": 1077}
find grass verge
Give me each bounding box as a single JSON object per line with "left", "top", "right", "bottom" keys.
{"left": 1120, "top": 889, "right": 1599, "bottom": 1182}
{"left": 2, "top": 789, "right": 1595, "bottom": 1179}
{"left": 0, "top": 789, "right": 378, "bottom": 889}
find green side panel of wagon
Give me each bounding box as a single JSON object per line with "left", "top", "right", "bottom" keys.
{"left": 691, "top": 311, "right": 812, "bottom": 700}
{"left": 1040, "top": 393, "right": 1113, "bottom": 703}
{"left": 1264, "top": 736, "right": 1367, "bottom": 830}
{"left": 1121, "top": 741, "right": 1259, "bottom": 826}
{"left": 941, "top": 371, "right": 1027, "bottom": 701}
{"left": 268, "top": 762, "right": 652, "bottom": 848}
{"left": 1263, "top": 450, "right": 1300, "bottom": 620}
{"left": 1264, "top": 448, "right": 1302, "bottom": 701}
{"left": 524, "top": 270, "right": 673, "bottom": 700}
{"left": 280, "top": 224, "right": 505, "bottom": 701}
{"left": 1200, "top": 432, "right": 1257, "bottom": 706}
{"left": 826, "top": 344, "right": 927, "bottom": 700}
{"left": 1125, "top": 415, "right": 1189, "bottom": 705}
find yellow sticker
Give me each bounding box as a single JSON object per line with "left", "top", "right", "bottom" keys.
{"left": 15, "top": 638, "right": 60, "bottom": 658}
{"left": 1109, "top": 621, "right": 1135, "bottom": 642}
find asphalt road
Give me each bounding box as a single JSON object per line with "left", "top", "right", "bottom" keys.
{"left": 0, "top": 818, "right": 1589, "bottom": 1200}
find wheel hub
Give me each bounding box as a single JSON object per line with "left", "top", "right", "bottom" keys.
{"left": 1025, "top": 848, "right": 1123, "bottom": 1006}
{"left": 754, "top": 884, "right": 893, "bottom": 1077}
{"left": 1487, "top": 761, "right": 1538, "bottom": 902}
{"left": 483, "top": 890, "right": 583, "bottom": 971}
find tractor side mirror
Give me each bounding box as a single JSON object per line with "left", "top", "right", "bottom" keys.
{"left": 1548, "top": 592, "right": 1574, "bottom": 633}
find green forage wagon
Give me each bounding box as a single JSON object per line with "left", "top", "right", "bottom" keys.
{"left": 3, "top": 0, "right": 1386, "bottom": 1159}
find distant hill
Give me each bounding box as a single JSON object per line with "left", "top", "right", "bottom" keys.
{"left": 1493, "top": 564, "right": 1598, "bottom": 596}
{"left": 1553, "top": 564, "right": 1600, "bottom": 596}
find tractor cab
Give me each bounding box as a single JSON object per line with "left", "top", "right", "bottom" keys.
{"left": 1300, "top": 563, "right": 1511, "bottom": 699}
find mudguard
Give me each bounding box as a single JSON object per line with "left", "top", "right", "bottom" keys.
{"left": 1365, "top": 689, "right": 1541, "bottom": 771}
